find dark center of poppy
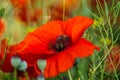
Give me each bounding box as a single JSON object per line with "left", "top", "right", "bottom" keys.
{"left": 50, "top": 35, "right": 71, "bottom": 52}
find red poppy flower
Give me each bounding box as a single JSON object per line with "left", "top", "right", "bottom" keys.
{"left": 0, "top": 18, "right": 5, "bottom": 36}
{"left": 1, "top": 16, "right": 99, "bottom": 78}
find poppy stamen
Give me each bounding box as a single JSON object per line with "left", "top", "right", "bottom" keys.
{"left": 50, "top": 35, "right": 71, "bottom": 52}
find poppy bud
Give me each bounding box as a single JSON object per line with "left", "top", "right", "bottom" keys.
{"left": 37, "top": 59, "right": 46, "bottom": 73}
{"left": 18, "top": 61, "right": 28, "bottom": 71}
{"left": 10, "top": 56, "right": 22, "bottom": 68}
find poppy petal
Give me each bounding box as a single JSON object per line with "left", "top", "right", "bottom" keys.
{"left": 65, "top": 16, "right": 94, "bottom": 43}
{"left": 0, "top": 52, "right": 14, "bottom": 72}
{"left": 14, "top": 21, "right": 63, "bottom": 55}
{"left": 44, "top": 51, "right": 76, "bottom": 78}
{"left": 0, "top": 39, "right": 14, "bottom": 72}
{"left": 42, "top": 38, "right": 99, "bottom": 78}
{"left": 26, "top": 65, "right": 40, "bottom": 78}
{"left": 70, "top": 38, "right": 99, "bottom": 58}
{"left": 17, "top": 52, "right": 54, "bottom": 66}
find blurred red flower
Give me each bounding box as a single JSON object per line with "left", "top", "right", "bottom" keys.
{"left": 105, "top": 45, "right": 120, "bottom": 73}
{"left": 10, "top": 0, "right": 80, "bottom": 25}
{"left": 10, "top": 0, "right": 27, "bottom": 8}
{"left": 10, "top": 0, "right": 42, "bottom": 25}
{"left": 0, "top": 19, "right": 4, "bottom": 36}
{"left": 50, "top": 0, "right": 80, "bottom": 20}
{"left": 1, "top": 16, "right": 99, "bottom": 78}
{"left": 0, "top": 39, "right": 7, "bottom": 65}
{"left": 0, "top": 19, "right": 6, "bottom": 72}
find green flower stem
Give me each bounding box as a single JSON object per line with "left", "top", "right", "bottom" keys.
{"left": 95, "top": 46, "right": 113, "bottom": 71}
{"left": 100, "top": 60, "right": 105, "bottom": 80}
{"left": 68, "top": 70, "right": 73, "bottom": 80}
{"left": 42, "top": 0, "right": 50, "bottom": 24}
{"left": 75, "top": 63, "right": 84, "bottom": 80}
{"left": 78, "top": 70, "right": 84, "bottom": 80}
{"left": 13, "top": 68, "right": 17, "bottom": 80}
{"left": 24, "top": 71, "right": 29, "bottom": 80}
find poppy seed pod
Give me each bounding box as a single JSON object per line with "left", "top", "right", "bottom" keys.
{"left": 18, "top": 61, "right": 28, "bottom": 71}
{"left": 37, "top": 59, "right": 46, "bottom": 73}
{"left": 10, "top": 56, "right": 22, "bottom": 68}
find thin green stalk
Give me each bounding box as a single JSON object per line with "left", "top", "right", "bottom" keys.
{"left": 94, "top": 46, "right": 113, "bottom": 72}
{"left": 101, "top": 24, "right": 109, "bottom": 41}
{"left": 110, "top": 0, "right": 115, "bottom": 12}
{"left": 42, "top": 0, "right": 49, "bottom": 24}
{"left": 68, "top": 70, "right": 73, "bottom": 80}
{"left": 98, "top": 25, "right": 108, "bottom": 50}
{"left": 104, "top": 0, "right": 108, "bottom": 17}
{"left": 100, "top": 59, "right": 105, "bottom": 80}
{"left": 96, "top": 0, "right": 104, "bottom": 16}
{"left": 13, "top": 68, "right": 17, "bottom": 80}
{"left": 97, "top": 0, "right": 104, "bottom": 15}
{"left": 0, "top": 70, "right": 3, "bottom": 80}
{"left": 113, "top": 33, "right": 120, "bottom": 45}
{"left": 24, "top": 71, "right": 29, "bottom": 80}
{"left": 78, "top": 70, "right": 85, "bottom": 80}
{"left": 88, "top": 68, "right": 95, "bottom": 80}
{"left": 62, "top": 0, "right": 65, "bottom": 21}
{"left": 87, "top": 8, "right": 99, "bottom": 19}
{"left": 108, "top": 18, "right": 114, "bottom": 47}
{"left": 91, "top": 54, "right": 96, "bottom": 68}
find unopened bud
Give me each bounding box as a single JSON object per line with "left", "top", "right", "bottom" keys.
{"left": 18, "top": 61, "right": 28, "bottom": 71}
{"left": 10, "top": 56, "right": 21, "bottom": 68}
{"left": 37, "top": 59, "right": 46, "bottom": 73}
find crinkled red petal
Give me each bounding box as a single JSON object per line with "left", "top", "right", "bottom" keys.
{"left": 38, "top": 38, "right": 99, "bottom": 78}
{"left": 64, "top": 16, "right": 94, "bottom": 43}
